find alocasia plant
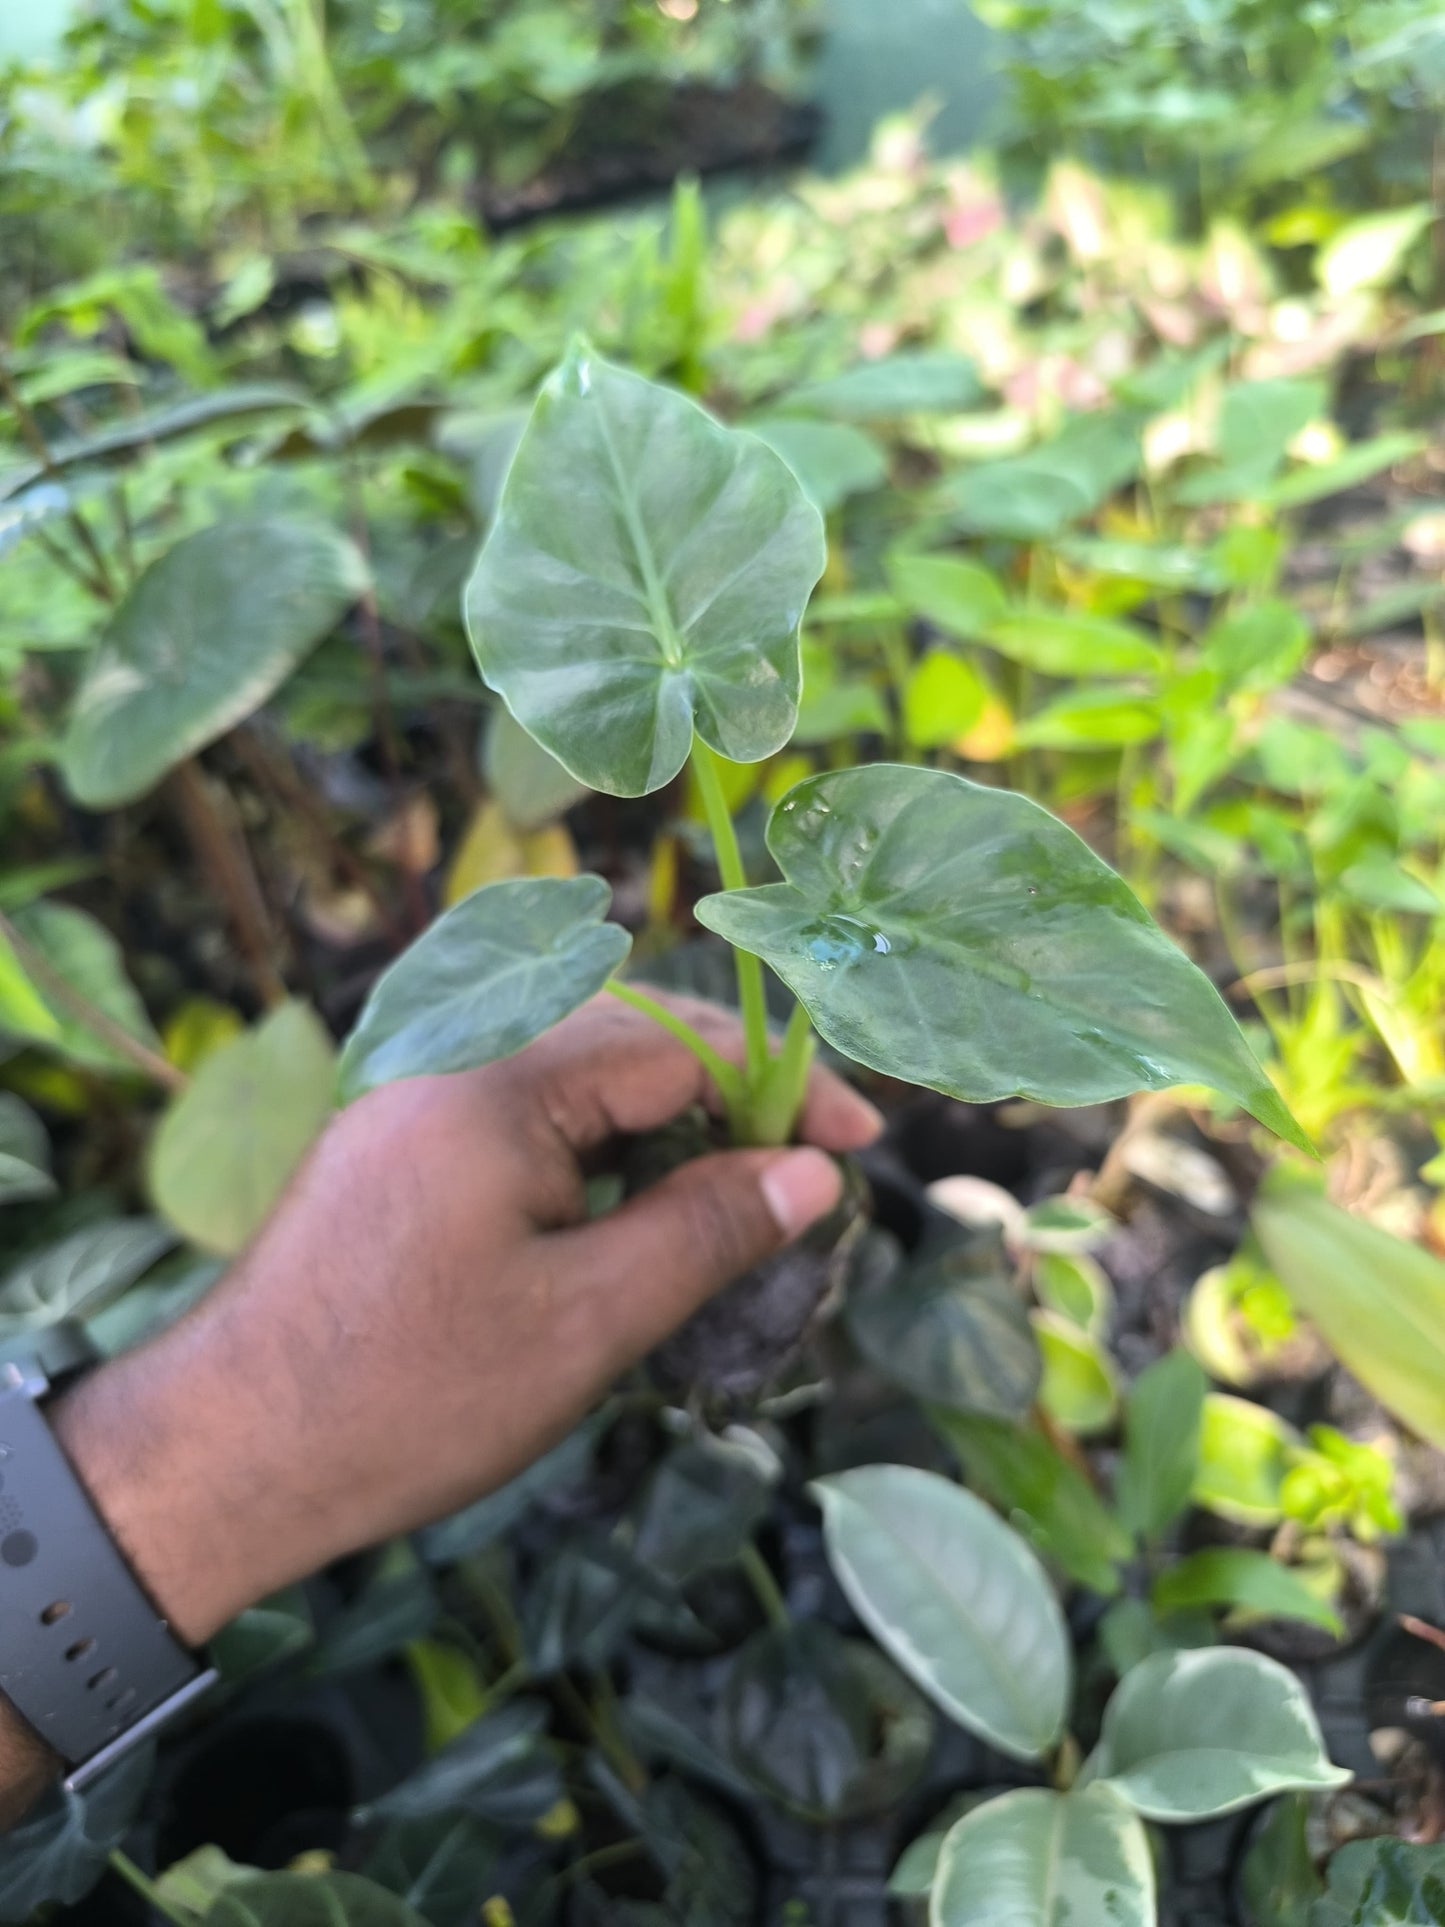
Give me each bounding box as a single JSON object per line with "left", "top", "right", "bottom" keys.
{"left": 340, "top": 337, "right": 1308, "bottom": 1159}
{"left": 329, "top": 343, "right": 1333, "bottom": 1924}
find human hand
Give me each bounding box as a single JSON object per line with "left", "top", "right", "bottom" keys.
{"left": 52, "top": 992, "right": 881, "bottom": 1649}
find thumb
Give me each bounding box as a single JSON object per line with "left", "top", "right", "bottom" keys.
{"left": 550, "top": 1146, "right": 844, "bottom": 1369}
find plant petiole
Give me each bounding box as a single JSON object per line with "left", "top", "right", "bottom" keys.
{"left": 604, "top": 978, "right": 747, "bottom": 1113}
{"left": 107, "top": 1850, "right": 193, "bottom": 1927}
{"left": 688, "top": 740, "right": 772, "bottom": 1088}
{"left": 739, "top": 1540, "right": 791, "bottom": 1630}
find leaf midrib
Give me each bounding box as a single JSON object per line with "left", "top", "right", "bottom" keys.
{"left": 591, "top": 378, "right": 687, "bottom": 671}
{"left": 835, "top": 1487, "right": 1056, "bottom": 1748}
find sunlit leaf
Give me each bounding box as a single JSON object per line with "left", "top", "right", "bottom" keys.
{"left": 903, "top": 650, "right": 987, "bottom": 748}
{"left": 1031, "top": 1310, "right": 1116, "bottom": 1435}
{"left": 1151, "top": 1548, "right": 1341, "bottom": 1635}
{"left": 338, "top": 876, "right": 630, "bottom": 1102}
{"left": 465, "top": 344, "right": 825, "bottom": 796}
{"left": 150, "top": 1001, "right": 336, "bottom": 1257}
{"left": 61, "top": 520, "right": 368, "bottom": 808}
{"left": 696, "top": 765, "right": 1308, "bottom": 1145}
{"left": 982, "top": 608, "right": 1161, "bottom": 677}
{"left": 1263, "top": 433, "right": 1426, "bottom": 509}
{"left": 1014, "top": 690, "right": 1161, "bottom": 749}
{"left": 931, "top": 1785, "right": 1154, "bottom": 1927}
{"left": 934, "top": 1408, "right": 1131, "bottom": 1593}
{"left": 811, "top": 1464, "right": 1070, "bottom": 1761}
{"left": 1317, "top": 205, "right": 1433, "bottom": 296}
{"left": 6, "top": 901, "right": 160, "bottom": 1074}
{"left": 1087, "top": 1648, "right": 1349, "bottom": 1820}
{"left": 1254, "top": 1172, "right": 1445, "bottom": 1451}
{"left": 886, "top": 552, "right": 1009, "bottom": 637}
{"left": 1193, "top": 1392, "right": 1294, "bottom": 1524}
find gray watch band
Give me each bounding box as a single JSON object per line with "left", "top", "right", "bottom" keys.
{"left": 0, "top": 1361, "right": 216, "bottom": 1792}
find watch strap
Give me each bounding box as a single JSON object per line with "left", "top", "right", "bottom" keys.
{"left": 0, "top": 1369, "right": 214, "bottom": 1786}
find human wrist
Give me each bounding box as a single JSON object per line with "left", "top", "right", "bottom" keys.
{"left": 46, "top": 1320, "right": 297, "bottom": 1649}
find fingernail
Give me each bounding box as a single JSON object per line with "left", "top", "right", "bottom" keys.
{"left": 761, "top": 1147, "right": 843, "bottom": 1239}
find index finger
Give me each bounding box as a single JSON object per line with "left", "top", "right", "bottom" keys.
{"left": 494, "top": 988, "right": 883, "bottom": 1157}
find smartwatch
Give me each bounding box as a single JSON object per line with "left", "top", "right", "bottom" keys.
{"left": 0, "top": 1327, "right": 216, "bottom": 1792}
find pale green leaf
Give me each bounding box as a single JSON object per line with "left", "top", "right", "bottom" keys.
{"left": 1317, "top": 205, "right": 1433, "bottom": 296}
{"left": 7, "top": 901, "right": 159, "bottom": 1074}
{"left": 930, "top": 1785, "right": 1154, "bottom": 1927}
{"left": 1031, "top": 1310, "right": 1117, "bottom": 1435}
{"left": 0, "top": 1095, "right": 53, "bottom": 1206}
{"left": 746, "top": 416, "right": 887, "bottom": 511}
{"left": 811, "top": 1464, "right": 1071, "bottom": 1761}
{"left": 1089, "top": 1648, "right": 1350, "bottom": 1820}
{"left": 696, "top": 765, "right": 1308, "bottom": 1146}
{"left": 338, "top": 876, "right": 630, "bottom": 1102}
{"left": 903, "top": 651, "right": 987, "bottom": 748}
{"left": 61, "top": 520, "right": 368, "bottom": 808}
{"left": 1253, "top": 1172, "right": 1445, "bottom": 1450}
{"left": 465, "top": 345, "right": 825, "bottom": 797}
{"left": 149, "top": 1001, "right": 336, "bottom": 1257}
{"left": 886, "top": 552, "right": 1009, "bottom": 638}
{"left": 1193, "top": 1393, "right": 1295, "bottom": 1525}
{"left": 1151, "top": 1548, "right": 1342, "bottom": 1635}
{"left": 0, "top": 1218, "right": 176, "bottom": 1337}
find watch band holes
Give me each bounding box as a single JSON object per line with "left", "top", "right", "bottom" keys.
{"left": 87, "top": 1667, "right": 118, "bottom": 1694}
{"left": 40, "top": 1601, "right": 72, "bottom": 1625}
{"left": 64, "top": 1638, "right": 97, "bottom": 1664}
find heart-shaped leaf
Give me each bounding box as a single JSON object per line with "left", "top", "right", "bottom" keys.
{"left": 338, "top": 875, "right": 630, "bottom": 1101}
{"left": 846, "top": 1242, "right": 1041, "bottom": 1419}
{"left": 811, "top": 1463, "right": 1070, "bottom": 1761}
{"left": 61, "top": 519, "right": 368, "bottom": 808}
{"left": 358, "top": 1702, "right": 563, "bottom": 1830}
{"left": 149, "top": 1000, "right": 337, "bottom": 1255}
{"left": 931, "top": 1786, "right": 1154, "bottom": 1927}
{"left": 6, "top": 901, "right": 160, "bottom": 1073}
{"left": 696, "top": 765, "right": 1308, "bottom": 1147}
{"left": 747, "top": 416, "right": 887, "bottom": 511}
{"left": 465, "top": 344, "right": 825, "bottom": 797}
{"left": 1088, "top": 1648, "right": 1350, "bottom": 1820}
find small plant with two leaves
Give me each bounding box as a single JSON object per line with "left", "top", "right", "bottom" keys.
{"left": 331, "top": 342, "right": 1344, "bottom": 1924}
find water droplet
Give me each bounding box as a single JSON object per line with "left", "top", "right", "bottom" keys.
{"left": 873, "top": 932, "right": 891, "bottom": 954}
{"left": 800, "top": 914, "right": 897, "bottom": 971}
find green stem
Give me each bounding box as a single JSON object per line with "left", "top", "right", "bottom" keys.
{"left": 745, "top": 998, "right": 816, "bottom": 1147}
{"left": 108, "top": 1851, "right": 192, "bottom": 1927}
{"left": 739, "top": 1541, "right": 790, "bottom": 1630}
{"left": 604, "top": 979, "right": 746, "bottom": 1113}
{"left": 689, "top": 741, "right": 771, "bottom": 1091}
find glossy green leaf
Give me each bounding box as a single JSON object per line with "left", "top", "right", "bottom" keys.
{"left": 1151, "top": 1548, "right": 1341, "bottom": 1635}
{"left": 465, "top": 345, "right": 825, "bottom": 796}
{"left": 982, "top": 608, "right": 1162, "bottom": 677}
{"left": 846, "top": 1243, "right": 1041, "bottom": 1418}
{"left": 934, "top": 1410, "right": 1132, "bottom": 1594}
{"left": 0, "top": 1095, "right": 54, "bottom": 1205}
{"left": 785, "top": 350, "right": 981, "bottom": 419}
{"left": 930, "top": 1785, "right": 1154, "bottom": 1927}
{"left": 903, "top": 650, "right": 987, "bottom": 748}
{"left": 1114, "top": 1348, "right": 1207, "bottom": 1541}
{"left": 811, "top": 1464, "right": 1070, "bottom": 1761}
{"left": 888, "top": 1794, "right": 986, "bottom": 1898}
{"left": 696, "top": 765, "right": 1308, "bottom": 1146}
{"left": 1031, "top": 1310, "right": 1117, "bottom": 1435}
{"left": 62, "top": 520, "right": 366, "bottom": 809}
{"left": 1311, "top": 1838, "right": 1445, "bottom": 1926}
{"left": 338, "top": 876, "right": 630, "bottom": 1102}
{"left": 207, "top": 1872, "right": 430, "bottom": 1926}
{"left": 746, "top": 416, "right": 887, "bottom": 511}
{"left": 363, "top": 1815, "right": 500, "bottom": 1927}
{"left": 0, "top": 1217, "right": 176, "bottom": 1338}
{"left": 1253, "top": 1172, "right": 1445, "bottom": 1451}
{"left": 886, "top": 552, "right": 1009, "bottom": 638}
{"left": 1193, "top": 1393, "right": 1294, "bottom": 1524}
{"left": 150, "top": 1000, "right": 336, "bottom": 1257}
{"left": 631, "top": 1432, "right": 779, "bottom": 1584}
{"left": 7, "top": 901, "right": 160, "bottom": 1073}
{"left": 1089, "top": 1648, "right": 1349, "bottom": 1820}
